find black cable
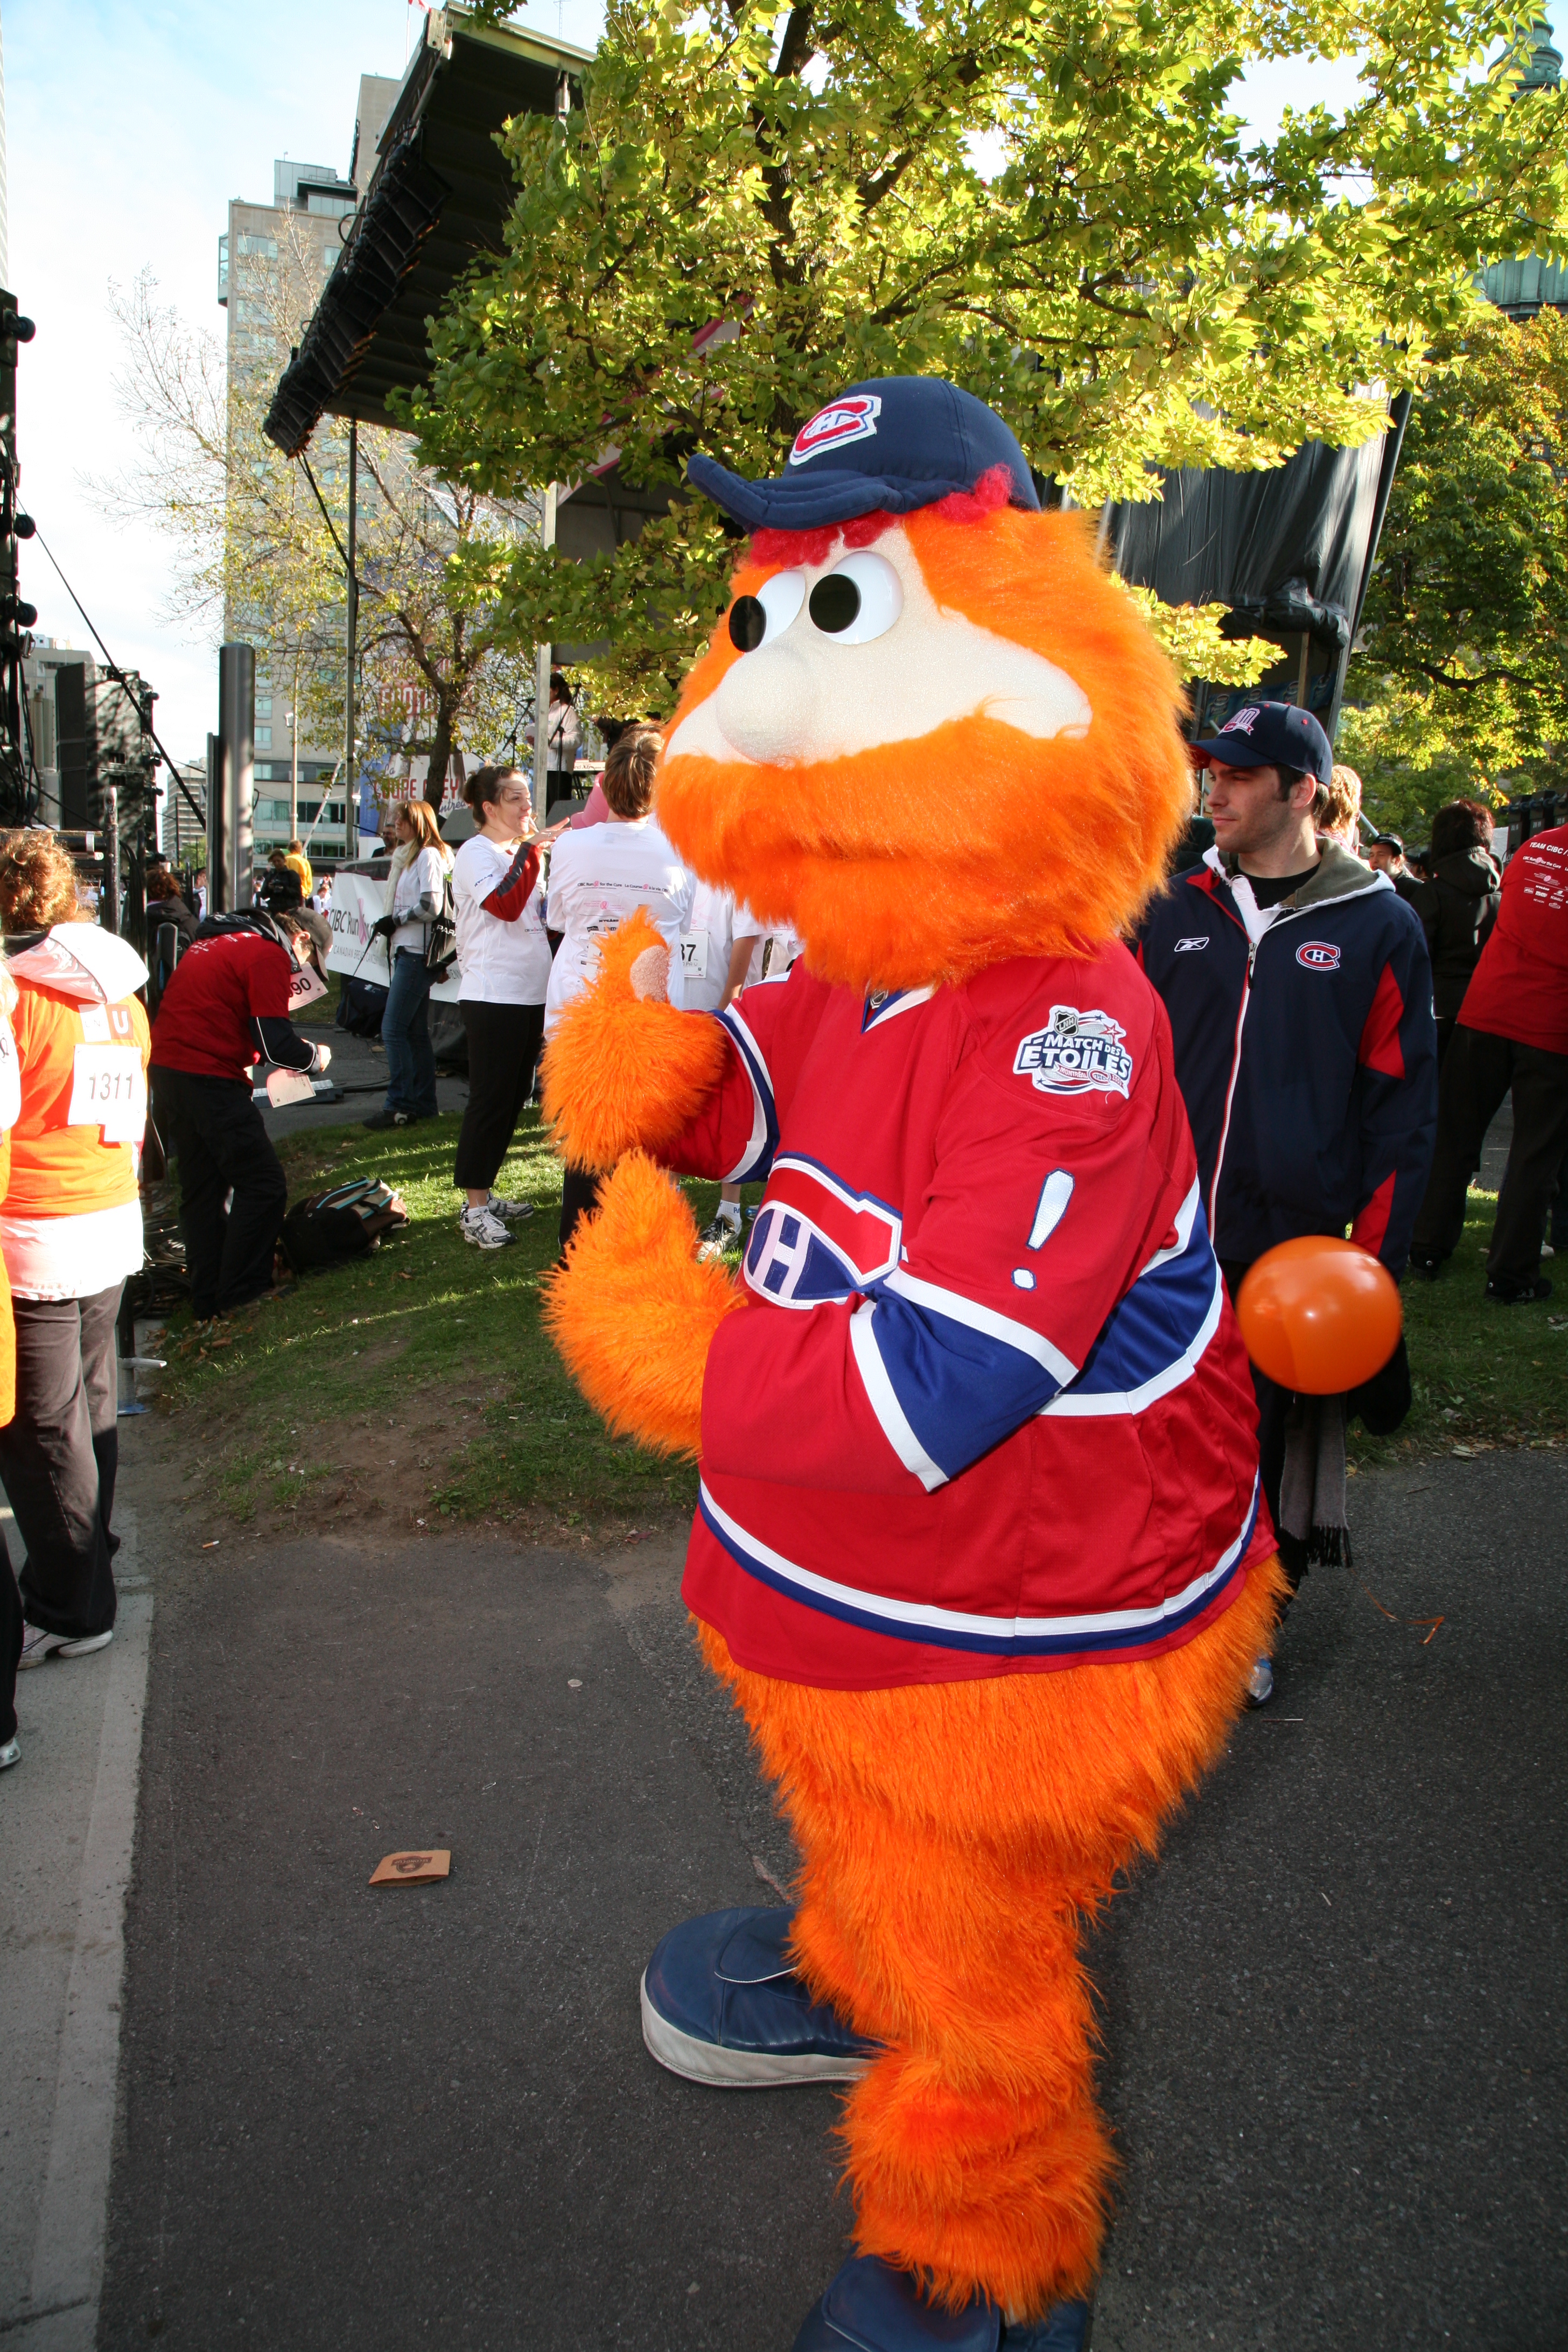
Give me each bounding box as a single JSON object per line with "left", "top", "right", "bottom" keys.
{"left": 30, "top": 527, "right": 206, "bottom": 829}
{"left": 297, "top": 453, "right": 359, "bottom": 590}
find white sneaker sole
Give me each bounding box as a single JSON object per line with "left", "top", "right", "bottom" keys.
{"left": 639, "top": 1969, "right": 875, "bottom": 2087}
{"left": 460, "top": 1228, "right": 514, "bottom": 1250}
{"left": 18, "top": 1629, "right": 114, "bottom": 1670}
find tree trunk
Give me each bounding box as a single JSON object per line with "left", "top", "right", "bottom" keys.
{"left": 425, "top": 698, "right": 454, "bottom": 807}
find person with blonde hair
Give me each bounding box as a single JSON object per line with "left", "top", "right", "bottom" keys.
{"left": 366, "top": 797, "right": 452, "bottom": 1132}
{"left": 0, "top": 829, "right": 151, "bottom": 1672}
{"left": 1317, "top": 760, "right": 1364, "bottom": 852}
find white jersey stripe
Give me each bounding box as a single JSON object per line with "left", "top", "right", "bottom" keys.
{"left": 849, "top": 1303, "right": 948, "bottom": 1493}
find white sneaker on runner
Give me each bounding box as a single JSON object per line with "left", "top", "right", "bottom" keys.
{"left": 0, "top": 1735, "right": 19, "bottom": 1769}
{"left": 487, "top": 1193, "right": 535, "bottom": 1222}
{"left": 696, "top": 1213, "right": 743, "bottom": 1262}
{"left": 18, "top": 1623, "right": 114, "bottom": 1669}
{"left": 460, "top": 1204, "right": 515, "bottom": 1250}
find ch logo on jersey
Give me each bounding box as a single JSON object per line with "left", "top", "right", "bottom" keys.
{"left": 788, "top": 395, "right": 882, "bottom": 468}
{"left": 1174, "top": 935, "right": 1209, "bottom": 953}
{"left": 744, "top": 1155, "right": 901, "bottom": 1308}
{"left": 1296, "top": 940, "right": 1341, "bottom": 971}
{"left": 1014, "top": 1005, "right": 1134, "bottom": 1100}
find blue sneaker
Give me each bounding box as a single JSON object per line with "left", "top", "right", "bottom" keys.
{"left": 792, "top": 2256, "right": 1094, "bottom": 2352}
{"left": 640, "top": 1905, "right": 879, "bottom": 2087}
{"left": 793, "top": 2257, "right": 1000, "bottom": 2351}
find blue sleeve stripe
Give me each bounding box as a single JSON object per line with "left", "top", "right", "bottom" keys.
{"left": 881, "top": 1267, "right": 1078, "bottom": 1386}
{"left": 858, "top": 1289, "right": 1064, "bottom": 1481}
{"left": 1045, "top": 1204, "right": 1222, "bottom": 1417}
{"left": 715, "top": 1005, "right": 778, "bottom": 1182}
{"left": 849, "top": 1304, "right": 948, "bottom": 1492}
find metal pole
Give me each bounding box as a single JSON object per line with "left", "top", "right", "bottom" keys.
{"left": 533, "top": 481, "right": 557, "bottom": 820}
{"left": 216, "top": 642, "right": 255, "bottom": 912}
{"left": 103, "top": 781, "right": 120, "bottom": 935}
{"left": 345, "top": 418, "right": 358, "bottom": 860}
{"left": 289, "top": 654, "right": 299, "bottom": 842}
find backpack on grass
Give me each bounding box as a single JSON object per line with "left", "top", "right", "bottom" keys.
{"left": 281, "top": 1177, "right": 408, "bottom": 1276}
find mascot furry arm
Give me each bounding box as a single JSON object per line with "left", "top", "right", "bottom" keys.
{"left": 539, "top": 380, "right": 1285, "bottom": 2350}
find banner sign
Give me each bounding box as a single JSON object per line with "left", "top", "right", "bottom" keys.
{"left": 323, "top": 867, "right": 459, "bottom": 1002}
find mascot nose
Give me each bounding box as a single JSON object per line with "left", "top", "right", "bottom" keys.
{"left": 713, "top": 642, "right": 818, "bottom": 765}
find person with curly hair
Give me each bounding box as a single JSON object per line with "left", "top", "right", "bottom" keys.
{"left": 0, "top": 829, "right": 150, "bottom": 1672}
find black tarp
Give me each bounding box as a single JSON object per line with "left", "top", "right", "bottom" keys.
{"left": 1107, "top": 429, "right": 1387, "bottom": 652}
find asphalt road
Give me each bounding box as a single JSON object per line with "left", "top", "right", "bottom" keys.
{"left": 97, "top": 1448, "right": 1566, "bottom": 2350}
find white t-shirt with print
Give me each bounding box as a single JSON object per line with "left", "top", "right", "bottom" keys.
{"left": 453, "top": 833, "right": 551, "bottom": 1005}
{"left": 682, "top": 884, "right": 764, "bottom": 1014}
{"left": 543, "top": 818, "right": 696, "bottom": 1038}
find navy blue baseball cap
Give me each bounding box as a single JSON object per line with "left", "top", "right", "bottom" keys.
{"left": 1192, "top": 700, "right": 1334, "bottom": 787}
{"left": 685, "top": 377, "right": 1041, "bottom": 532}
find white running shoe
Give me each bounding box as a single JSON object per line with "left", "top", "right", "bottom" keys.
{"left": 18, "top": 1623, "right": 114, "bottom": 1669}
{"left": 460, "top": 1204, "right": 515, "bottom": 1250}
{"left": 487, "top": 1193, "right": 535, "bottom": 1222}
{"left": 1, "top": 1735, "right": 19, "bottom": 1770}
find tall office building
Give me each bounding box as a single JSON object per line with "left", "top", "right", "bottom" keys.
{"left": 218, "top": 99, "right": 397, "bottom": 853}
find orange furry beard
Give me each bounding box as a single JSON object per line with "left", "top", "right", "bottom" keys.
{"left": 656, "top": 507, "right": 1192, "bottom": 994}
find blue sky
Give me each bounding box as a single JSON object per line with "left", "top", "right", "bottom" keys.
{"left": 3, "top": 4, "right": 1554, "bottom": 763}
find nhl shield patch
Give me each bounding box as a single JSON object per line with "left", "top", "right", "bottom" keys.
{"left": 1014, "top": 1005, "right": 1134, "bottom": 1100}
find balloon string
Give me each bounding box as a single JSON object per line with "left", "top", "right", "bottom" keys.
{"left": 1361, "top": 1583, "right": 1444, "bottom": 1645}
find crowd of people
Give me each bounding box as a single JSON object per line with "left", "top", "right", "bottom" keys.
{"left": 1, "top": 677, "right": 1561, "bottom": 1765}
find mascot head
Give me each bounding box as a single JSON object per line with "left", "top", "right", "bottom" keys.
{"left": 656, "top": 377, "right": 1191, "bottom": 995}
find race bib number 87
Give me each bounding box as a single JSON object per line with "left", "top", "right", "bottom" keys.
{"left": 69, "top": 1044, "right": 147, "bottom": 1144}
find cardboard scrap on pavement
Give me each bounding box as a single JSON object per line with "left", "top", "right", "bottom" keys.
{"left": 369, "top": 1849, "right": 451, "bottom": 1887}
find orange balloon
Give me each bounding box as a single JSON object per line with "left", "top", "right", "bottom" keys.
{"left": 1235, "top": 1236, "right": 1402, "bottom": 1395}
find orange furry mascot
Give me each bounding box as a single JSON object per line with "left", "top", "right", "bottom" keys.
{"left": 541, "top": 380, "right": 1284, "bottom": 2352}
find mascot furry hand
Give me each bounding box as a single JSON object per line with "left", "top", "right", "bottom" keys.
{"left": 542, "top": 378, "right": 1284, "bottom": 2352}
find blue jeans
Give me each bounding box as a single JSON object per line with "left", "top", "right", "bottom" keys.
{"left": 382, "top": 949, "right": 437, "bottom": 1116}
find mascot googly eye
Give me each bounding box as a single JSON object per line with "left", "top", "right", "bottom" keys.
{"left": 540, "top": 375, "right": 1285, "bottom": 2350}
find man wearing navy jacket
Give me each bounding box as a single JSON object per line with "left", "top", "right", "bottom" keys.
{"left": 1139, "top": 701, "right": 1437, "bottom": 1681}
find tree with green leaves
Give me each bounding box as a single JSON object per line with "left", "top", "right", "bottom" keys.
{"left": 411, "top": 0, "right": 1567, "bottom": 715}
{"left": 1341, "top": 302, "right": 1568, "bottom": 843}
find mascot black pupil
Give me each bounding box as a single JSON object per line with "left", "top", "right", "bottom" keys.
{"left": 728, "top": 595, "right": 767, "bottom": 652}
{"left": 808, "top": 574, "right": 860, "bottom": 633}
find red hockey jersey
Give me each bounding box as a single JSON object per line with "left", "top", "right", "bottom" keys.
{"left": 661, "top": 943, "right": 1274, "bottom": 1691}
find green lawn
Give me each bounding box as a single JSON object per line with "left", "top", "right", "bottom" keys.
{"left": 1354, "top": 1186, "right": 1568, "bottom": 1468}
{"left": 154, "top": 1111, "right": 753, "bottom": 1539}
{"left": 153, "top": 1124, "right": 1563, "bottom": 1535}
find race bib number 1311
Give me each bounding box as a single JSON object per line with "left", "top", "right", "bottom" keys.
{"left": 68, "top": 1044, "right": 147, "bottom": 1144}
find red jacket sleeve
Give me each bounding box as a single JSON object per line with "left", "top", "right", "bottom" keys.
{"left": 655, "top": 964, "right": 831, "bottom": 1183}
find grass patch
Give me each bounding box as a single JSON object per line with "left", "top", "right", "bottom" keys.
{"left": 154, "top": 1126, "right": 1561, "bottom": 1536}
{"left": 155, "top": 1109, "right": 751, "bottom": 1537}
{"left": 1352, "top": 1186, "right": 1568, "bottom": 1468}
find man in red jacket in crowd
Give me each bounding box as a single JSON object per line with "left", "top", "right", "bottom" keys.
{"left": 1410, "top": 822, "right": 1568, "bottom": 1302}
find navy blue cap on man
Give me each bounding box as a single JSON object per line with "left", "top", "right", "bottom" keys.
{"left": 1191, "top": 700, "right": 1334, "bottom": 787}
{"left": 685, "top": 377, "right": 1041, "bottom": 533}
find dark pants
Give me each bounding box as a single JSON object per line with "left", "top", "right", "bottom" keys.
{"left": 1410, "top": 1026, "right": 1568, "bottom": 1288}
{"left": 454, "top": 1000, "right": 544, "bottom": 1192}
{"left": 382, "top": 949, "right": 437, "bottom": 1117}
{"left": 0, "top": 1284, "right": 122, "bottom": 1646}
{"left": 559, "top": 1163, "right": 603, "bottom": 1255}
{"left": 1220, "top": 1260, "right": 1308, "bottom": 1595}
{"left": 1, "top": 1527, "right": 21, "bottom": 1742}
{"left": 152, "top": 1067, "right": 289, "bottom": 1318}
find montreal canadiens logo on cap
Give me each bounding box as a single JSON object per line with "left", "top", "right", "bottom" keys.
{"left": 1296, "top": 941, "right": 1341, "bottom": 971}
{"left": 788, "top": 394, "right": 882, "bottom": 468}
